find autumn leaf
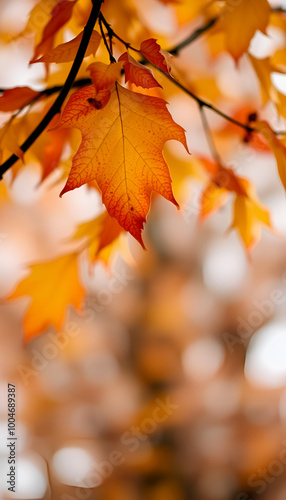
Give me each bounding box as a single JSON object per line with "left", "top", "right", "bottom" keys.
{"left": 40, "top": 122, "right": 71, "bottom": 181}
{"left": 7, "top": 253, "right": 84, "bottom": 343}
{"left": 73, "top": 211, "right": 125, "bottom": 263}
{"left": 252, "top": 120, "right": 286, "bottom": 190}
{"left": 199, "top": 158, "right": 247, "bottom": 220}
{"left": 0, "top": 87, "right": 40, "bottom": 112}
{"left": 248, "top": 54, "right": 286, "bottom": 119}
{"left": 232, "top": 179, "right": 272, "bottom": 251}
{"left": 219, "top": 0, "right": 270, "bottom": 61}
{"left": 200, "top": 158, "right": 247, "bottom": 196}
{"left": 56, "top": 83, "right": 189, "bottom": 246}
{"left": 119, "top": 52, "right": 162, "bottom": 89}
{"left": 87, "top": 61, "right": 124, "bottom": 93}
{"left": 200, "top": 183, "right": 228, "bottom": 220}
{"left": 216, "top": 106, "right": 271, "bottom": 152}
{"left": 30, "top": 0, "right": 77, "bottom": 64}
{"left": 140, "top": 39, "right": 173, "bottom": 76}
{"left": 30, "top": 30, "right": 101, "bottom": 64}
{"left": 0, "top": 121, "right": 24, "bottom": 163}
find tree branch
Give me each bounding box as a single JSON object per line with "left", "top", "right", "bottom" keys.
{"left": 0, "top": 0, "right": 104, "bottom": 180}
{"left": 1, "top": 4, "right": 286, "bottom": 179}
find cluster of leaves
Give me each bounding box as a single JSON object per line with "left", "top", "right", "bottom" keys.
{"left": 1, "top": 0, "right": 286, "bottom": 342}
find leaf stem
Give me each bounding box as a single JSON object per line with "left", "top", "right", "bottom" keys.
{"left": 0, "top": 0, "right": 104, "bottom": 180}
{"left": 198, "top": 103, "right": 222, "bottom": 164}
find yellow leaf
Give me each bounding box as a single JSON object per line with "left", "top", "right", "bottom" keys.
{"left": 200, "top": 184, "right": 228, "bottom": 220}
{"left": 252, "top": 120, "right": 286, "bottom": 190}
{"left": 73, "top": 211, "right": 124, "bottom": 264}
{"left": 219, "top": 0, "right": 270, "bottom": 61}
{"left": 0, "top": 121, "right": 24, "bottom": 163}
{"left": 248, "top": 54, "right": 286, "bottom": 119}
{"left": 232, "top": 179, "right": 272, "bottom": 251}
{"left": 7, "top": 253, "right": 84, "bottom": 343}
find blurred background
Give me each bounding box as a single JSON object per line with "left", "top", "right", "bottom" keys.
{"left": 1, "top": 0, "right": 286, "bottom": 499}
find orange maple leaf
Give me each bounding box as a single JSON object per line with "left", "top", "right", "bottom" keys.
{"left": 7, "top": 253, "right": 84, "bottom": 343}
{"left": 140, "top": 39, "right": 173, "bottom": 76}
{"left": 87, "top": 61, "right": 124, "bottom": 94}
{"left": 30, "top": 0, "right": 76, "bottom": 64}
{"left": 56, "top": 83, "right": 189, "bottom": 247}
{"left": 30, "top": 30, "right": 101, "bottom": 64}
{"left": 119, "top": 52, "right": 162, "bottom": 89}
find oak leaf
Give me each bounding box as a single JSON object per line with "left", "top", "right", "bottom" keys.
{"left": 7, "top": 253, "right": 84, "bottom": 343}
{"left": 31, "top": 30, "right": 101, "bottom": 64}
{"left": 119, "top": 52, "right": 162, "bottom": 89}
{"left": 56, "top": 83, "right": 188, "bottom": 247}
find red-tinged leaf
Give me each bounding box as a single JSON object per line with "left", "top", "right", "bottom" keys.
{"left": 7, "top": 253, "right": 85, "bottom": 343}
{"left": 118, "top": 52, "right": 162, "bottom": 89}
{"left": 30, "top": 0, "right": 76, "bottom": 63}
{"left": 31, "top": 30, "right": 101, "bottom": 64}
{"left": 140, "top": 38, "right": 173, "bottom": 76}
{"left": 217, "top": 106, "right": 271, "bottom": 152}
{"left": 199, "top": 157, "right": 247, "bottom": 196}
{"left": 213, "top": 166, "right": 247, "bottom": 196}
{"left": 0, "top": 87, "right": 40, "bottom": 112}
{"left": 56, "top": 83, "right": 189, "bottom": 247}
{"left": 41, "top": 128, "right": 71, "bottom": 181}
{"left": 87, "top": 62, "right": 123, "bottom": 93}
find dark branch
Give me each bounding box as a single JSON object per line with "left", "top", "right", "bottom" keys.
{"left": 0, "top": 0, "right": 104, "bottom": 180}
{"left": 1, "top": 4, "right": 286, "bottom": 178}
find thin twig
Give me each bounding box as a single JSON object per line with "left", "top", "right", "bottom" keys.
{"left": 169, "top": 17, "right": 217, "bottom": 55}
{"left": 198, "top": 103, "right": 222, "bottom": 163}
{"left": 0, "top": 0, "right": 104, "bottom": 179}
{"left": 98, "top": 15, "right": 116, "bottom": 63}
